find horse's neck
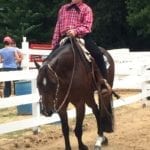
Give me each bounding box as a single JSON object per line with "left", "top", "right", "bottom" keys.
{"left": 45, "top": 44, "right": 75, "bottom": 72}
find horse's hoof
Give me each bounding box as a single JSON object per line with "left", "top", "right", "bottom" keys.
{"left": 79, "top": 144, "right": 88, "bottom": 150}
{"left": 65, "top": 148, "right": 71, "bottom": 150}
{"left": 94, "top": 145, "right": 101, "bottom": 150}
{"left": 102, "top": 136, "right": 108, "bottom": 145}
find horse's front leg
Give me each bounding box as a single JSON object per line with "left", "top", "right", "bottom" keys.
{"left": 59, "top": 110, "right": 71, "bottom": 150}
{"left": 74, "top": 103, "right": 88, "bottom": 150}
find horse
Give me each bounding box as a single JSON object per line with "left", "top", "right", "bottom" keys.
{"left": 35, "top": 37, "right": 115, "bottom": 150}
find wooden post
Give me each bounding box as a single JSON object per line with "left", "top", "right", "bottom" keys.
{"left": 32, "top": 78, "right": 41, "bottom": 134}
{"left": 142, "top": 67, "right": 150, "bottom": 107}
{"left": 21, "top": 37, "right": 30, "bottom": 70}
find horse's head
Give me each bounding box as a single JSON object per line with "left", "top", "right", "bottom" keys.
{"left": 35, "top": 62, "right": 58, "bottom": 116}
{"left": 34, "top": 43, "right": 75, "bottom": 116}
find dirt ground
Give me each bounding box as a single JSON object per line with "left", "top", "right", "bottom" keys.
{"left": 0, "top": 91, "right": 150, "bottom": 150}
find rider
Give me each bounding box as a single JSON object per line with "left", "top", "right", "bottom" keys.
{"left": 51, "top": 0, "right": 108, "bottom": 80}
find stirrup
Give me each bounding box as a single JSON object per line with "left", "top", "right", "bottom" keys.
{"left": 101, "top": 79, "right": 112, "bottom": 96}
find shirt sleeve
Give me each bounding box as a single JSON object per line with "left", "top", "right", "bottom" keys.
{"left": 51, "top": 9, "right": 62, "bottom": 49}
{"left": 0, "top": 50, "right": 2, "bottom": 63}
{"left": 75, "top": 7, "right": 93, "bottom": 36}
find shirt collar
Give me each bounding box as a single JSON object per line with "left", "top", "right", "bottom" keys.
{"left": 69, "top": 2, "right": 83, "bottom": 10}
{"left": 70, "top": 2, "right": 83, "bottom": 7}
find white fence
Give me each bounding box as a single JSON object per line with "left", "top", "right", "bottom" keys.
{"left": 0, "top": 37, "right": 150, "bottom": 135}
{"left": 109, "top": 48, "right": 150, "bottom": 106}
{"left": 109, "top": 48, "right": 150, "bottom": 90}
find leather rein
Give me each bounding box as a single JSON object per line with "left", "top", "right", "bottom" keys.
{"left": 46, "top": 37, "right": 76, "bottom": 113}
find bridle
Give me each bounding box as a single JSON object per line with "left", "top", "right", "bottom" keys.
{"left": 40, "top": 37, "right": 76, "bottom": 113}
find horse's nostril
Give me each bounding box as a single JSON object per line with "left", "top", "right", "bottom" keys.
{"left": 42, "top": 110, "right": 53, "bottom": 117}
{"left": 41, "top": 110, "right": 48, "bottom": 116}
{"left": 47, "top": 110, "right": 53, "bottom": 116}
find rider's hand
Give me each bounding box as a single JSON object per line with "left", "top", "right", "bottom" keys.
{"left": 66, "top": 29, "right": 76, "bottom": 37}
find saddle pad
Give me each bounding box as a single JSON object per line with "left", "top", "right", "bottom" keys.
{"left": 76, "top": 38, "right": 92, "bottom": 62}
{"left": 59, "top": 37, "right": 110, "bottom": 68}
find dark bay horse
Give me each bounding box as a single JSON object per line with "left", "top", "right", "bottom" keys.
{"left": 35, "top": 37, "right": 115, "bottom": 150}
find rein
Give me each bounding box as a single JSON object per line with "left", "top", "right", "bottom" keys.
{"left": 47, "top": 37, "right": 76, "bottom": 113}
{"left": 47, "top": 64, "right": 60, "bottom": 111}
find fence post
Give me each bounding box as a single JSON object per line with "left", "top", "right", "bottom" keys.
{"left": 141, "top": 67, "right": 150, "bottom": 107}
{"left": 31, "top": 78, "right": 41, "bottom": 134}
{"left": 21, "top": 37, "right": 30, "bottom": 70}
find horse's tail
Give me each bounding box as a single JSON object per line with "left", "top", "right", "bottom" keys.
{"left": 99, "top": 91, "right": 114, "bottom": 133}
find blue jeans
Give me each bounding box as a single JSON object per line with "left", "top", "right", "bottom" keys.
{"left": 2, "top": 68, "right": 17, "bottom": 97}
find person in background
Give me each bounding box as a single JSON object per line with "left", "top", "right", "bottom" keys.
{"left": 11, "top": 39, "right": 23, "bottom": 70}
{"left": 0, "top": 36, "right": 23, "bottom": 97}
{"left": 51, "top": 0, "right": 108, "bottom": 79}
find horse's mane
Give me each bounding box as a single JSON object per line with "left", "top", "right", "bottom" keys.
{"left": 43, "top": 39, "right": 92, "bottom": 75}
{"left": 46, "top": 44, "right": 71, "bottom": 61}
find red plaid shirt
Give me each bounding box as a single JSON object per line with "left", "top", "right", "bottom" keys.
{"left": 51, "top": 2, "right": 93, "bottom": 48}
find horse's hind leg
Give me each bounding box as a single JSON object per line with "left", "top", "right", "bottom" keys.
{"left": 59, "top": 110, "right": 71, "bottom": 150}
{"left": 86, "top": 95, "right": 107, "bottom": 150}
{"left": 74, "top": 102, "right": 88, "bottom": 150}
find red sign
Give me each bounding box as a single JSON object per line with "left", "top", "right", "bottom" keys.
{"left": 29, "top": 43, "right": 52, "bottom": 62}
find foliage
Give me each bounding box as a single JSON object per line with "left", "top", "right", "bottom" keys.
{"left": 0, "top": 0, "right": 149, "bottom": 49}
{"left": 88, "top": 0, "right": 128, "bottom": 49}
{"left": 126, "top": 0, "right": 150, "bottom": 49}
{"left": 126, "top": 0, "right": 150, "bottom": 37}
{"left": 0, "top": 0, "right": 66, "bottom": 47}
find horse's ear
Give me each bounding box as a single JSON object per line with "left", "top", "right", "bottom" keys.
{"left": 34, "top": 60, "right": 41, "bottom": 70}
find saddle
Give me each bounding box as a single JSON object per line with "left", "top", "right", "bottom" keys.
{"left": 59, "top": 37, "right": 112, "bottom": 96}
{"left": 60, "top": 37, "right": 110, "bottom": 67}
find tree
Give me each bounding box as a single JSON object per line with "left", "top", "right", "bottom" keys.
{"left": 87, "top": 0, "right": 128, "bottom": 49}
{"left": 126, "top": 0, "right": 150, "bottom": 50}
{"left": 126, "top": 0, "right": 150, "bottom": 37}
{"left": 0, "top": 0, "right": 66, "bottom": 47}
{"left": 1, "top": 0, "right": 149, "bottom": 49}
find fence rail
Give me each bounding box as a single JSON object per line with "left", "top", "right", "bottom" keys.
{"left": 0, "top": 38, "right": 150, "bottom": 135}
